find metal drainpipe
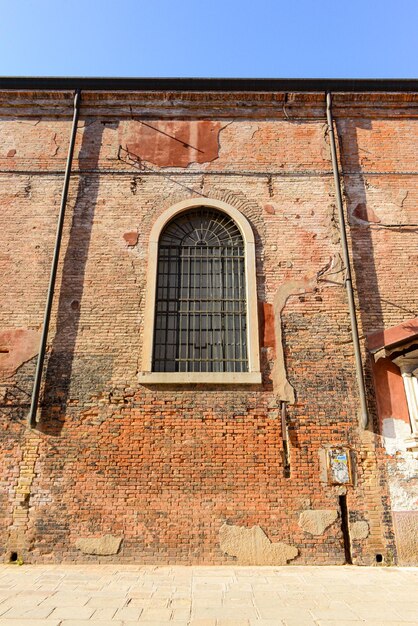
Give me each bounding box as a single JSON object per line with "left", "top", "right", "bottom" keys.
{"left": 326, "top": 91, "right": 369, "bottom": 429}
{"left": 28, "top": 89, "right": 81, "bottom": 428}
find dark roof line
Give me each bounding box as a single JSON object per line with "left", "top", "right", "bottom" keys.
{"left": 0, "top": 77, "right": 417, "bottom": 92}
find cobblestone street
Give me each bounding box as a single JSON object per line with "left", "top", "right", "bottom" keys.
{"left": 0, "top": 565, "right": 417, "bottom": 625}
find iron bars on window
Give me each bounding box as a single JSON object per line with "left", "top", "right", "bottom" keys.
{"left": 152, "top": 208, "right": 248, "bottom": 373}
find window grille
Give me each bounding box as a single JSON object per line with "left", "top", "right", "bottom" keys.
{"left": 152, "top": 207, "right": 248, "bottom": 373}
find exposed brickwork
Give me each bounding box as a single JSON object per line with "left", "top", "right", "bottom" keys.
{"left": 0, "top": 89, "right": 417, "bottom": 565}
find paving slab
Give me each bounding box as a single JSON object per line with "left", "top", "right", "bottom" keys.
{"left": 0, "top": 621, "right": 61, "bottom": 626}
{"left": 50, "top": 606, "right": 96, "bottom": 620}
{"left": 0, "top": 605, "right": 54, "bottom": 619}
{"left": 139, "top": 607, "right": 173, "bottom": 620}
{"left": 0, "top": 565, "right": 418, "bottom": 624}
{"left": 91, "top": 607, "right": 118, "bottom": 620}
{"left": 61, "top": 622, "right": 122, "bottom": 626}
{"left": 113, "top": 606, "right": 143, "bottom": 620}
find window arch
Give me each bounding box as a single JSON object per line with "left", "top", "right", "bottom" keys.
{"left": 140, "top": 198, "right": 261, "bottom": 384}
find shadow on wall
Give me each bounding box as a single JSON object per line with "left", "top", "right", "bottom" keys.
{"left": 39, "top": 119, "right": 108, "bottom": 435}
{"left": 339, "top": 118, "right": 411, "bottom": 563}
{"left": 338, "top": 119, "right": 382, "bottom": 431}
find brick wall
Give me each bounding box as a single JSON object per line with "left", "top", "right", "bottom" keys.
{"left": 0, "top": 89, "right": 416, "bottom": 564}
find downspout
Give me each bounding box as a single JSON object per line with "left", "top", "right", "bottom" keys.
{"left": 325, "top": 92, "right": 369, "bottom": 429}
{"left": 28, "top": 89, "right": 81, "bottom": 428}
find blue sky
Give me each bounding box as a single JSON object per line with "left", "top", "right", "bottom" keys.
{"left": 1, "top": 0, "right": 417, "bottom": 77}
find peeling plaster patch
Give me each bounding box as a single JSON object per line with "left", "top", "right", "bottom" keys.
{"left": 219, "top": 524, "right": 298, "bottom": 565}
{"left": 259, "top": 302, "right": 276, "bottom": 350}
{"left": 317, "top": 254, "right": 345, "bottom": 285}
{"left": 264, "top": 203, "right": 276, "bottom": 215}
{"left": 123, "top": 230, "right": 139, "bottom": 246}
{"left": 298, "top": 510, "right": 338, "bottom": 535}
{"left": 350, "top": 521, "right": 369, "bottom": 540}
{"left": 382, "top": 418, "right": 411, "bottom": 455}
{"left": 352, "top": 203, "right": 381, "bottom": 223}
{"left": 348, "top": 185, "right": 412, "bottom": 226}
{"left": 75, "top": 535, "right": 122, "bottom": 556}
{"left": 124, "top": 120, "right": 222, "bottom": 168}
{"left": 271, "top": 279, "right": 315, "bottom": 402}
{"left": 383, "top": 418, "right": 418, "bottom": 511}
{"left": 388, "top": 466, "right": 418, "bottom": 512}
{"left": 389, "top": 472, "right": 418, "bottom": 511}
{"left": 7, "top": 149, "right": 16, "bottom": 158}
{"left": 0, "top": 329, "right": 41, "bottom": 381}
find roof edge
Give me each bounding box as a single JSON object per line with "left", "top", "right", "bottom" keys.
{"left": 0, "top": 77, "right": 417, "bottom": 92}
{"left": 367, "top": 318, "right": 418, "bottom": 354}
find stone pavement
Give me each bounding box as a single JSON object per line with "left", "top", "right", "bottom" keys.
{"left": 0, "top": 564, "right": 417, "bottom": 626}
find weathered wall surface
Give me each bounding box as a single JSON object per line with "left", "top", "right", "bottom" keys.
{"left": 336, "top": 115, "right": 418, "bottom": 565}
{"left": 0, "top": 90, "right": 417, "bottom": 564}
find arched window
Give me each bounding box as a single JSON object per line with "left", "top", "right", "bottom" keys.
{"left": 140, "top": 199, "right": 261, "bottom": 384}
{"left": 154, "top": 207, "right": 247, "bottom": 373}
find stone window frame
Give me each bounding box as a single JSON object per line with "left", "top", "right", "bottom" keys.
{"left": 391, "top": 348, "right": 418, "bottom": 453}
{"left": 139, "top": 198, "right": 261, "bottom": 384}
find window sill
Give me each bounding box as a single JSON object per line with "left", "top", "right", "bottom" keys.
{"left": 138, "top": 372, "right": 262, "bottom": 384}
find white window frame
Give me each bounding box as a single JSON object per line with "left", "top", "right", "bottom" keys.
{"left": 139, "top": 198, "right": 261, "bottom": 384}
